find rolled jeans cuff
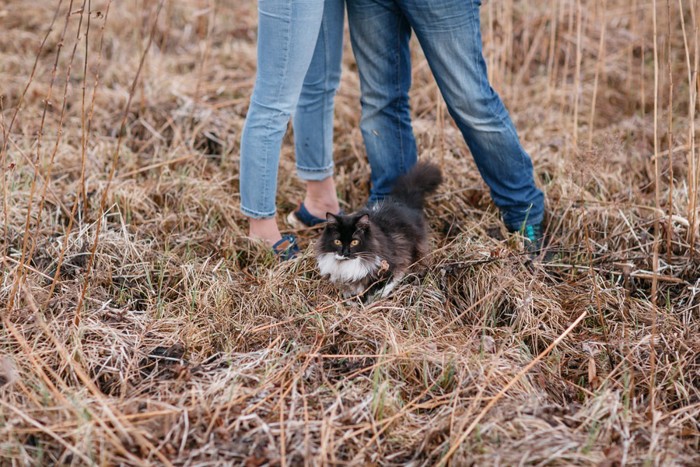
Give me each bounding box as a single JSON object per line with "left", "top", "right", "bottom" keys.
{"left": 241, "top": 205, "right": 276, "bottom": 220}
{"left": 296, "top": 163, "right": 334, "bottom": 181}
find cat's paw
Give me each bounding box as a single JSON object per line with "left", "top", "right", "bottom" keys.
{"left": 379, "top": 276, "right": 402, "bottom": 298}
{"left": 342, "top": 291, "right": 355, "bottom": 300}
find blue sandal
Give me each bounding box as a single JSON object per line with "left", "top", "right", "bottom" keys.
{"left": 271, "top": 234, "right": 300, "bottom": 261}
{"left": 287, "top": 202, "right": 340, "bottom": 228}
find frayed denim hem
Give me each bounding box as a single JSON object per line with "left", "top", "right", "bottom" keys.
{"left": 296, "top": 164, "right": 334, "bottom": 181}
{"left": 241, "top": 205, "right": 276, "bottom": 220}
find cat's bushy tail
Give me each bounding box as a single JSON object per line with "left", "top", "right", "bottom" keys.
{"left": 390, "top": 161, "right": 443, "bottom": 210}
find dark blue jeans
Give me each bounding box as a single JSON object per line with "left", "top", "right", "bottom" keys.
{"left": 347, "top": 0, "right": 545, "bottom": 230}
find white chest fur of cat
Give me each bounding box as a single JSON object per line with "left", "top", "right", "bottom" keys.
{"left": 316, "top": 253, "right": 384, "bottom": 297}
{"left": 316, "top": 253, "right": 381, "bottom": 283}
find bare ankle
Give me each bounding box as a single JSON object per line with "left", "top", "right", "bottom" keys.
{"left": 304, "top": 177, "right": 340, "bottom": 218}
{"left": 304, "top": 197, "right": 340, "bottom": 219}
{"left": 248, "top": 217, "right": 282, "bottom": 246}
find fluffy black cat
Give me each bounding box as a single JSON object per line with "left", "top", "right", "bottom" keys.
{"left": 316, "top": 161, "right": 443, "bottom": 299}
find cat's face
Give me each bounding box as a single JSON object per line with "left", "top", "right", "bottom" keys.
{"left": 317, "top": 213, "right": 371, "bottom": 260}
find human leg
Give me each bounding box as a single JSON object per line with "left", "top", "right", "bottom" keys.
{"left": 239, "top": 0, "right": 325, "bottom": 245}
{"left": 346, "top": 0, "right": 416, "bottom": 203}
{"left": 293, "top": 0, "right": 345, "bottom": 219}
{"left": 399, "top": 0, "right": 545, "bottom": 231}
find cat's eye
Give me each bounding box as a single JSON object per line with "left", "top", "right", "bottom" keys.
{"left": 350, "top": 239, "right": 359, "bottom": 246}
{"left": 334, "top": 240, "right": 342, "bottom": 246}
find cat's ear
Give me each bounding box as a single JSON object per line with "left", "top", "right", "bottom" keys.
{"left": 356, "top": 214, "right": 370, "bottom": 230}
{"left": 326, "top": 213, "right": 339, "bottom": 225}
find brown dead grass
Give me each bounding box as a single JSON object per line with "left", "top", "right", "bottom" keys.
{"left": 1, "top": 0, "right": 699, "bottom": 465}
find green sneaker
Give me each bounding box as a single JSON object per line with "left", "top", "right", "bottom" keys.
{"left": 522, "top": 223, "right": 544, "bottom": 256}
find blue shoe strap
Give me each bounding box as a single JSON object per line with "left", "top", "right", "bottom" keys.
{"left": 272, "top": 234, "right": 300, "bottom": 260}
{"left": 294, "top": 203, "right": 343, "bottom": 227}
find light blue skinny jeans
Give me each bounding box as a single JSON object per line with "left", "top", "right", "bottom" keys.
{"left": 347, "top": 0, "right": 545, "bottom": 230}
{"left": 240, "top": 0, "right": 344, "bottom": 218}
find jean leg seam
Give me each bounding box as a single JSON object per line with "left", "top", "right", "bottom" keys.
{"left": 484, "top": 86, "right": 529, "bottom": 171}
{"left": 322, "top": 10, "right": 332, "bottom": 168}
{"left": 469, "top": 0, "right": 528, "bottom": 173}
{"left": 394, "top": 14, "right": 406, "bottom": 175}
{"left": 260, "top": 1, "right": 294, "bottom": 215}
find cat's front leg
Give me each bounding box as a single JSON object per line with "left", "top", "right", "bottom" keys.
{"left": 378, "top": 273, "right": 404, "bottom": 298}
{"left": 341, "top": 289, "right": 355, "bottom": 300}
{"left": 361, "top": 272, "right": 404, "bottom": 304}
{"left": 341, "top": 281, "right": 366, "bottom": 300}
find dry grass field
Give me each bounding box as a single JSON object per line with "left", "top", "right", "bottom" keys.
{"left": 1, "top": 0, "right": 699, "bottom": 465}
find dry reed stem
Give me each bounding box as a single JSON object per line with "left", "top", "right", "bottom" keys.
{"left": 650, "top": 1, "right": 660, "bottom": 450}
{"left": 666, "top": 0, "right": 675, "bottom": 265}
{"left": 587, "top": 0, "right": 607, "bottom": 148}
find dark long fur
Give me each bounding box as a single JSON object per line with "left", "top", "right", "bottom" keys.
{"left": 315, "top": 161, "right": 443, "bottom": 298}
{"left": 389, "top": 161, "right": 443, "bottom": 210}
